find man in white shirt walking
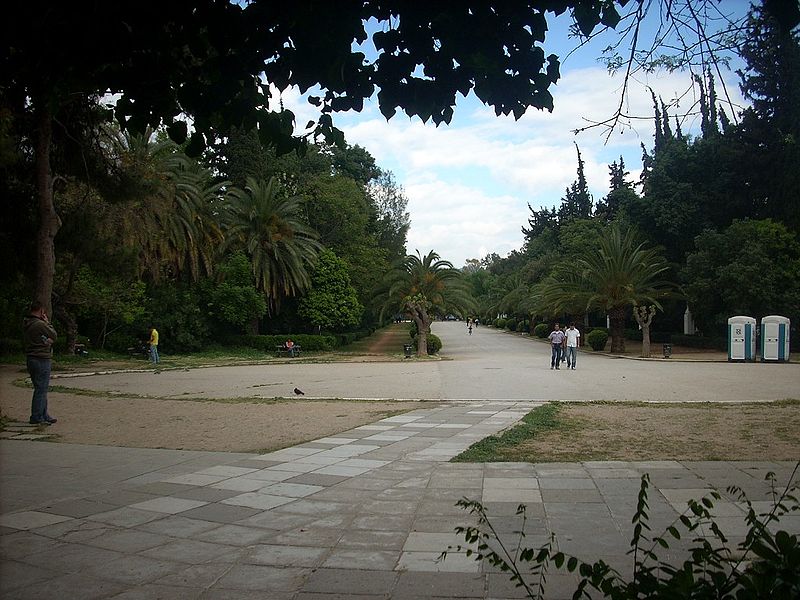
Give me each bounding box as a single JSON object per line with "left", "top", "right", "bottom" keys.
{"left": 565, "top": 322, "right": 580, "bottom": 370}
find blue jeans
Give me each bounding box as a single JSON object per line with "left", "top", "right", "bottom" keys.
{"left": 150, "top": 345, "right": 160, "bottom": 364}
{"left": 27, "top": 356, "right": 52, "bottom": 422}
{"left": 551, "top": 344, "right": 563, "bottom": 368}
{"left": 566, "top": 346, "right": 577, "bottom": 368}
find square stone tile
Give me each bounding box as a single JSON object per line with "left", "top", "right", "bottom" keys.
{"left": 179, "top": 503, "right": 261, "bottom": 524}
{"left": 161, "top": 474, "right": 229, "bottom": 486}
{"left": 137, "top": 515, "right": 221, "bottom": 537}
{"left": 397, "top": 551, "right": 479, "bottom": 573}
{"left": 3, "top": 570, "right": 126, "bottom": 599}
{"left": 142, "top": 538, "right": 238, "bottom": 564}
{"left": 169, "top": 487, "right": 241, "bottom": 503}
{"left": 221, "top": 493, "right": 296, "bottom": 510}
{"left": 285, "top": 473, "right": 349, "bottom": 487}
{"left": 258, "top": 483, "right": 323, "bottom": 498}
{"left": 258, "top": 448, "right": 322, "bottom": 460}
{"left": 246, "top": 543, "right": 328, "bottom": 567}
{"left": 213, "top": 564, "right": 310, "bottom": 592}
{"left": 312, "top": 465, "right": 371, "bottom": 477}
{"left": 38, "top": 498, "right": 120, "bottom": 519}
{"left": 482, "top": 488, "right": 543, "bottom": 503}
{"left": 85, "top": 529, "right": 170, "bottom": 553}
{"left": 129, "top": 497, "right": 209, "bottom": 514}
{"left": 25, "top": 543, "right": 125, "bottom": 574}
{"left": 403, "top": 532, "right": 464, "bottom": 552}
{"left": 0, "top": 531, "right": 64, "bottom": 560}
{"left": 211, "top": 477, "right": 270, "bottom": 492}
{"left": 313, "top": 437, "right": 358, "bottom": 445}
{"left": 323, "top": 549, "right": 398, "bottom": 570}
{"left": 393, "top": 571, "right": 485, "bottom": 599}
{"left": 301, "top": 567, "right": 397, "bottom": 595}
{"left": 154, "top": 562, "right": 236, "bottom": 588}
{"left": 0, "top": 511, "right": 73, "bottom": 530}
{"left": 86, "top": 554, "right": 180, "bottom": 584}
{"left": 195, "top": 466, "right": 259, "bottom": 477}
{"left": 336, "top": 529, "right": 406, "bottom": 550}
{"left": 538, "top": 478, "right": 598, "bottom": 490}
{"left": 245, "top": 469, "right": 295, "bottom": 482}
{"left": 195, "top": 524, "right": 274, "bottom": 546}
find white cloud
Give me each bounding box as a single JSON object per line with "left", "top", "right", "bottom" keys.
{"left": 277, "top": 63, "right": 745, "bottom": 267}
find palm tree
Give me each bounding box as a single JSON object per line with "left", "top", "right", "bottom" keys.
{"left": 538, "top": 225, "right": 675, "bottom": 353}
{"left": 221, "top": 176, "right": 321, "bottom": 315}
{"left": 380, "top": 250, "right": 474, "bottom": 356}
{"left": 109, "top": 127, "right": 223, "bottom": 282}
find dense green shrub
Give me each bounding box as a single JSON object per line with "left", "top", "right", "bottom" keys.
{"left": 586, "top": 329, "right": 609, "bottom": 351}
{"left": 533, "top": 323, "right": 549, "bottom": 338}
{"left": 414, "top": 333, "right": 442, "bottom": 355}
{"left": 226, "top": 334, "right": 337, "bottom": 352}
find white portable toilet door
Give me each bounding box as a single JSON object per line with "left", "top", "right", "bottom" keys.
{"left": 762, "top": 321, "right": 779, "bottom": 360}
{"left": 729, "top": 322, "right": 752, "bottom": 360}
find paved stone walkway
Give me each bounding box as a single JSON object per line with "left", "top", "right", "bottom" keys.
{"left": 2, "top": 398, "right": 798, "bottom": 599}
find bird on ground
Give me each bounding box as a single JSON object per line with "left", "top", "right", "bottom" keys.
{"left": 294, "top": 387, "right": 305, "bottom": 395}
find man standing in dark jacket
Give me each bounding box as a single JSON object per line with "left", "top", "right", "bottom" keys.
{"left": 23, "top": 301, "right": 58, "bottom": 425}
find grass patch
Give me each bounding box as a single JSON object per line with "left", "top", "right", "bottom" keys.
{"left": 452, "top": 403, "right": 572, "bottom": 462}
{"left": 452, "top": 400, "right": 800, "bottom": 463}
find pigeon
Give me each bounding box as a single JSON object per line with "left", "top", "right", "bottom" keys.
{"left": 294, "top": 387, "right": 305, "bottom": 396}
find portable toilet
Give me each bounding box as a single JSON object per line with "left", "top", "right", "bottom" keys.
{"left": 728, "top": 316, "right": 756, "bottom": 362}
{"left": 761, "top": 315, "right": 790, "bottom": 362}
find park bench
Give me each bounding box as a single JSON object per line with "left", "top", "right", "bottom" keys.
{"left": 275, "top": 344, "right": 301, "bottom": 357}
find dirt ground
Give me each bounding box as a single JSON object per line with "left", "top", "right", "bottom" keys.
{"left": 510, "top": 403, "right": 800, "bottom": 462}
{"left": 0, "top": 365, "right": 421, "bottom": 453}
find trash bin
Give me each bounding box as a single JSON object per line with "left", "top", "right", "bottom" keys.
{"left": 403, "top": 344, "right": 413, "bottom": 358}
{"left": 727, "top": 316, "right": 756, "bottom": 362}
{"left": 761, "top": 315, "right": 790, "bottom": 362}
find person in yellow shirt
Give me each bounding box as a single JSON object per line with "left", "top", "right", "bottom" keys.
{"left": 148, "top": 326, "right": 159, "bottom": 364}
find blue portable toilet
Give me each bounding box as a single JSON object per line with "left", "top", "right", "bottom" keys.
{"left": 728, "top": 316, "right": 756, "bottom": 362}
{"left": 761, "top": 315, "right": 791, "bottom": 362}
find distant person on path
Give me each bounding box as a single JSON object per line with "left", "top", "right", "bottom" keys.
{"left": 148, "top": 326, "right": 160, "bottom": 365}
{"left": 565, "top": 322, "right": 580, "bottom": 370}
{"left": 548, "top": 322, "right": 566, "bottom": 370}
{"left": 23, "top": 301, "right": 58, "bottom": 425}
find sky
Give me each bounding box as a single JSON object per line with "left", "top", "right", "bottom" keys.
{"left": 275, "top": 2, "right": 751, "bottom": 268}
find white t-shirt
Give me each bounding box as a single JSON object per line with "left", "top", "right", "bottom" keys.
{"left": 565, "top": 328, "right": 580, "bottom": 347}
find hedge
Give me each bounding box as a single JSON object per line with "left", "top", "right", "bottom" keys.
{"left": 586, "top": 329, "right": 609, "bottom": 351}
{"left": 225, "top": 334, "right": 337, "bottom": 352}
{"left": 413, "top": 333, "right": 442, "bottom": 355}
{"left": 533, "top": 323, "right": 549, "bottom": 338}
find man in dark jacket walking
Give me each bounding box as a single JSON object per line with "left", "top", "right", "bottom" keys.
{"left": 23, "top": 301, "right": 58, "bottom": 425}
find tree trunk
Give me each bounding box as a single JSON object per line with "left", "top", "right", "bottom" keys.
{"left": 608, "top": 306, "right": 626, "bottom": 353}
{"left": 54, "top": 303, "right": 78, "bottom": 354}
{"left": 633, "top": 305, "right": 656, "bottom": 358}
{"left": 34, "top": 104, "right": 60, "bottom": 317}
